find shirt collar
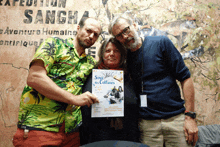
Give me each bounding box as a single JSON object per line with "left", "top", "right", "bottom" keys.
{"left": 64, "top": 38, "right": 87, "bottom": 58}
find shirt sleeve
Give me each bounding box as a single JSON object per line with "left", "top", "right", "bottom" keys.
{"left": 161, "top": 36, "right": 191, "bottom": 82}
{"left": 30, "top": 37, "right": 57, "bottom": 74}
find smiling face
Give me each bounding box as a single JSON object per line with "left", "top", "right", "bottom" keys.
{"left": 103, "top": 42, "right": 121, "bottom": 69}
{"left": 77, "top": 18, "right": 101, "bottom": 48}
{"left": 112, "top": 18, "right": 139, "bottom": 50}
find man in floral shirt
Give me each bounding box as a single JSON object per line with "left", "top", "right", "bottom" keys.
{"left": 13, "top": 17, "right": 101, "bottom": 147}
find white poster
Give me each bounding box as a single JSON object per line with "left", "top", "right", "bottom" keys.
{"left": 92, "top": 69, "right": 124, "bottom": 117}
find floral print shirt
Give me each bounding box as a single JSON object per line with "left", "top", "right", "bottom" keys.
{"left": 18, "top": 37, "right": 96, "bottom": 133}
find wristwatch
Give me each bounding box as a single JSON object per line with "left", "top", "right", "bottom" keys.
{"left": 184, "top": 111, "right": 196, "bottom": 119}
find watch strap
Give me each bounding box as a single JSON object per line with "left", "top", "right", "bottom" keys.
{"left": 184, "top": 111, "right": 196, "bottom": 119}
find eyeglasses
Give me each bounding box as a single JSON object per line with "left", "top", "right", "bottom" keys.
{"left": 115, "top": 26, "right": 130, "bottom": 40}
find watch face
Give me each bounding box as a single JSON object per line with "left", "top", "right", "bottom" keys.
{"left": 193, "top": 113, "right": 196, "bottom": 118}
{"left": 185, "top": 112, "right": 196, "bottom": 118}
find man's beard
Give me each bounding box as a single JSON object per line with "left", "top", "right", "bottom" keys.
{"left": 123, "top": 32, "right": 139, "bottom": 50}
{"left": 77, "top": 36, "right": 91, "bottom": 48}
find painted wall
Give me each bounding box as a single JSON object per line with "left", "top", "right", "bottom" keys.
{"left": 0, "top": 0, "right": 219, "bottom": 146}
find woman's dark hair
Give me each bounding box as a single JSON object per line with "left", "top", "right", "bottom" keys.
{"left": 96, "top": 37, "right": 127, "bottom": 70}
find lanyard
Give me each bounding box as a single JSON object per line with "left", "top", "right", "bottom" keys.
{"left": 140, "top": 37, "right": 144, "bottom": 93}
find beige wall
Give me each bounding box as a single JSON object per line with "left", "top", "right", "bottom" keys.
{"left": 0, "top": 0, "right": 219, "bottom": 146}
{"left": 0, "top": 1, "right": 101, "bottom": 146}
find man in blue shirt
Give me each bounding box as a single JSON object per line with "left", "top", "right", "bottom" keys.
{"left": 108, "top": 15, "right": 198, "bottom": 147}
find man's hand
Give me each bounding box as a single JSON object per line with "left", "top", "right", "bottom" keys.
{"left": 184, "top": 116, "right": 198, "bottom": 146}
{"left": 72, "top": 91, "right": 99, "bottom": 107}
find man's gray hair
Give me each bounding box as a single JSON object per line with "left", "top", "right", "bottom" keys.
{"left": 108, "top": 14, "right": 133, "bottom": 35}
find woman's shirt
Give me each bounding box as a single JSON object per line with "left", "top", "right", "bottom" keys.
{"left": 80, "top": 73, "right": 139, "bottom": 145}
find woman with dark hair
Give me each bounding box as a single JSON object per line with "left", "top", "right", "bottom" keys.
{"left": 80, "top": 37, "right": 139, "bottom": 145}
{"left": 96, "top": 37, "right": 127, "bottom": 70}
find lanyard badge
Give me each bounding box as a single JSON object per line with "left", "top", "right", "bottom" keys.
{"left": 139, "top": 37, "right": 147, "bottom": 107}
{"left": 140, "top": 94, "right": 147, "bottom": 107}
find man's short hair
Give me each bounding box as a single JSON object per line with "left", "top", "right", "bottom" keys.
{"left": 78, "top": 17, "right": 100, "bottom": 28}
{"left": 78, "top": 17, "right": 89, "bottom": 28}
{"left": 78, "top": 17, "right": 102, "bottom": 34}
{"left": 108, "top": 15, "right": 133, "bottom": 35}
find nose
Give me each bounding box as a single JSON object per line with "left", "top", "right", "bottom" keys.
{"left": 109, "top": 50, "right": 114, "bottom": 55}
{"left": 121, "top": 33, "right": 129, "bottom": 40}
{"left": 89, "top": 33, "right": 94, "bottom": 39}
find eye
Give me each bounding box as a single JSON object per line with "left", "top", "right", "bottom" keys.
{"left": 105, "top": 49, "right": 111, "bottom": 53}
{"left": 115, "top": 49, "right": 120, "bottom": 52}
{"left": 94, "top": 33, "right": 99, "bottom": 37}
{"left": 87, "top": 29, "right": 92, "bottom": 33}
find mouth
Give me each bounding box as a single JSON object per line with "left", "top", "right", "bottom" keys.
{"left": 125, "top": 37, "right": 134, "bottom": 44}
{"left": 107, "top": 58, "right": 117, "bottom": 61}
{"left": 85, "top": 39, "right": 92, "bottom": 45}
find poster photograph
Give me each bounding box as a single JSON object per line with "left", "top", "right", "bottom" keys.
{"left": 92, "top": 69, "right": 124, "bottom": 117}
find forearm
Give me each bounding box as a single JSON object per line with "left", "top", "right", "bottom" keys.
{"left": 27, "top": 72, "right": 75, "bottom": 105}
{"left": 181, "top": 77, "right": 195, "bottom": 111}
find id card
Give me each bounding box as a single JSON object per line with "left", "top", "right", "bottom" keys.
{"left": 140, "top": 94, "right": 147, "bottom": 107}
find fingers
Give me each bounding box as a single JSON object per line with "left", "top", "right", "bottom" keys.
{"left": 184, "top": 117, "right": 199, "bottom": 146}
{"left": 193, "top": 130, "right": 199, "bottom": 146}
{"left": 184, "top": 127, "right": 189, "bottom": 142}
{"left": 84, "top": 92, "right": 99, "bottom": 107}
{"left": 184, "top": 128, "right": 192, "bottom": 145}
{"left": 87, "top": 91, "right": 100, "bottom": 103}
{"left": 86, "top": 98, "right": 93, "bottom": 107}
{"left": 91, "top": 95, "right": 100, "bottom": 103}
{"left": 187, "top": 133, "right": 198, "bottom": 146}
{"left": 187, "top": 133, "right": 193, "bottom": 145}
{"left": 192, "top": 133, "right": 198, "bottom": 146}
{"left": 185, "top": 128, "right": 198, "bottom": 146}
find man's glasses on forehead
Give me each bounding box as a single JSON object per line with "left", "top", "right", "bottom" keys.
{"left": 115, "top": 26, "right": 130, "bottom": 39}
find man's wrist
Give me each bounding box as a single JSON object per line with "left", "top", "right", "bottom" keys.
{"left": 184, "top": 110, "right": 196, "bottom": 119}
